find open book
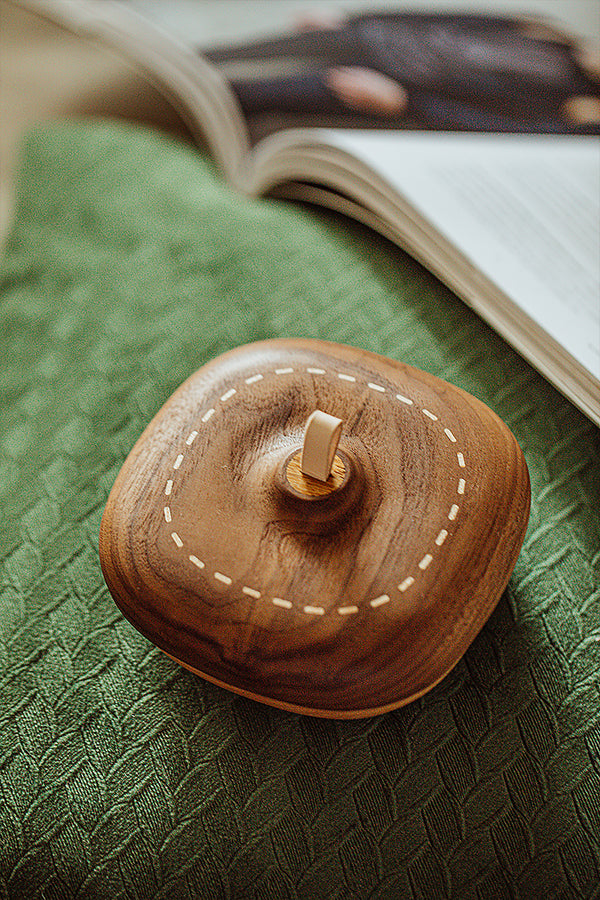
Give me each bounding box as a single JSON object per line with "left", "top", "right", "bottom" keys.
{"left": 15, "top": 0, "right": 600, "bottom": 425}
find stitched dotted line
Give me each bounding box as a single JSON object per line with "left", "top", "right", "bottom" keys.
{"left": 161, "top": 366, "right": 467, "bottom": 617}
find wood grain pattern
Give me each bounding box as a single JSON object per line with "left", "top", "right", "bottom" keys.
{"left": 99, "top": 339, "right": 530, "bottom": 718}
{"left": 286, "top": 451, "right": 347, "bottom": 497}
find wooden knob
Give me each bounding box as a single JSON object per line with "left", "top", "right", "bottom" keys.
{"left": 301, "top": 410, "right": 343, "bottom": 481}
{"left": 285, "top": 450, "right": 348, "bottom": 498}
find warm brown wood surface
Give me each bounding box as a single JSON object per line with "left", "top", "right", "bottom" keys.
{"left": 286, "top": 451, "right": 347, "bottom": 497}
{"left": 99, "top": 339, "right": 530, "bottom": 718}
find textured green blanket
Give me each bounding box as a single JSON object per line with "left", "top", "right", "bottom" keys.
{"left": 1, "top": 121, "right": 599, "bottom": 900}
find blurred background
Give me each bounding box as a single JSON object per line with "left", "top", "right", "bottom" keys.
{"left": 133, "top": 0, "right": 599, "bottom": 45}
{"left": 1, "top": 0, "right": 599, "bottom": 239}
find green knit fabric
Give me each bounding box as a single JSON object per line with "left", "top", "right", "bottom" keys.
{"left": 0, "top": 121, "right": 599, "bottom": 900}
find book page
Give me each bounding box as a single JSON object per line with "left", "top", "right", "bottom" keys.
{"left": 322, "top": 131, "right": 600, "bottom": 378}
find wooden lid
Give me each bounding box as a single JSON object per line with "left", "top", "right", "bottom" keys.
{"left": 99, "top": 339, "right": 530, "bottom": 718}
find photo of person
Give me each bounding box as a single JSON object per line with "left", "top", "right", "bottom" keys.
{"left": 202, "top": 9, "right": 600, "bottom": 141}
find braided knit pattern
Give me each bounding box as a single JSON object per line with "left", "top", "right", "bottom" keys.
{"left": 0, "top": 122, "right": 598, "bottom": 900}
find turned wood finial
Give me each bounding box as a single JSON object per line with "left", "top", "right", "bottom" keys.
{"left": 301, "top": 410, "right": 343, "bottom": 481}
